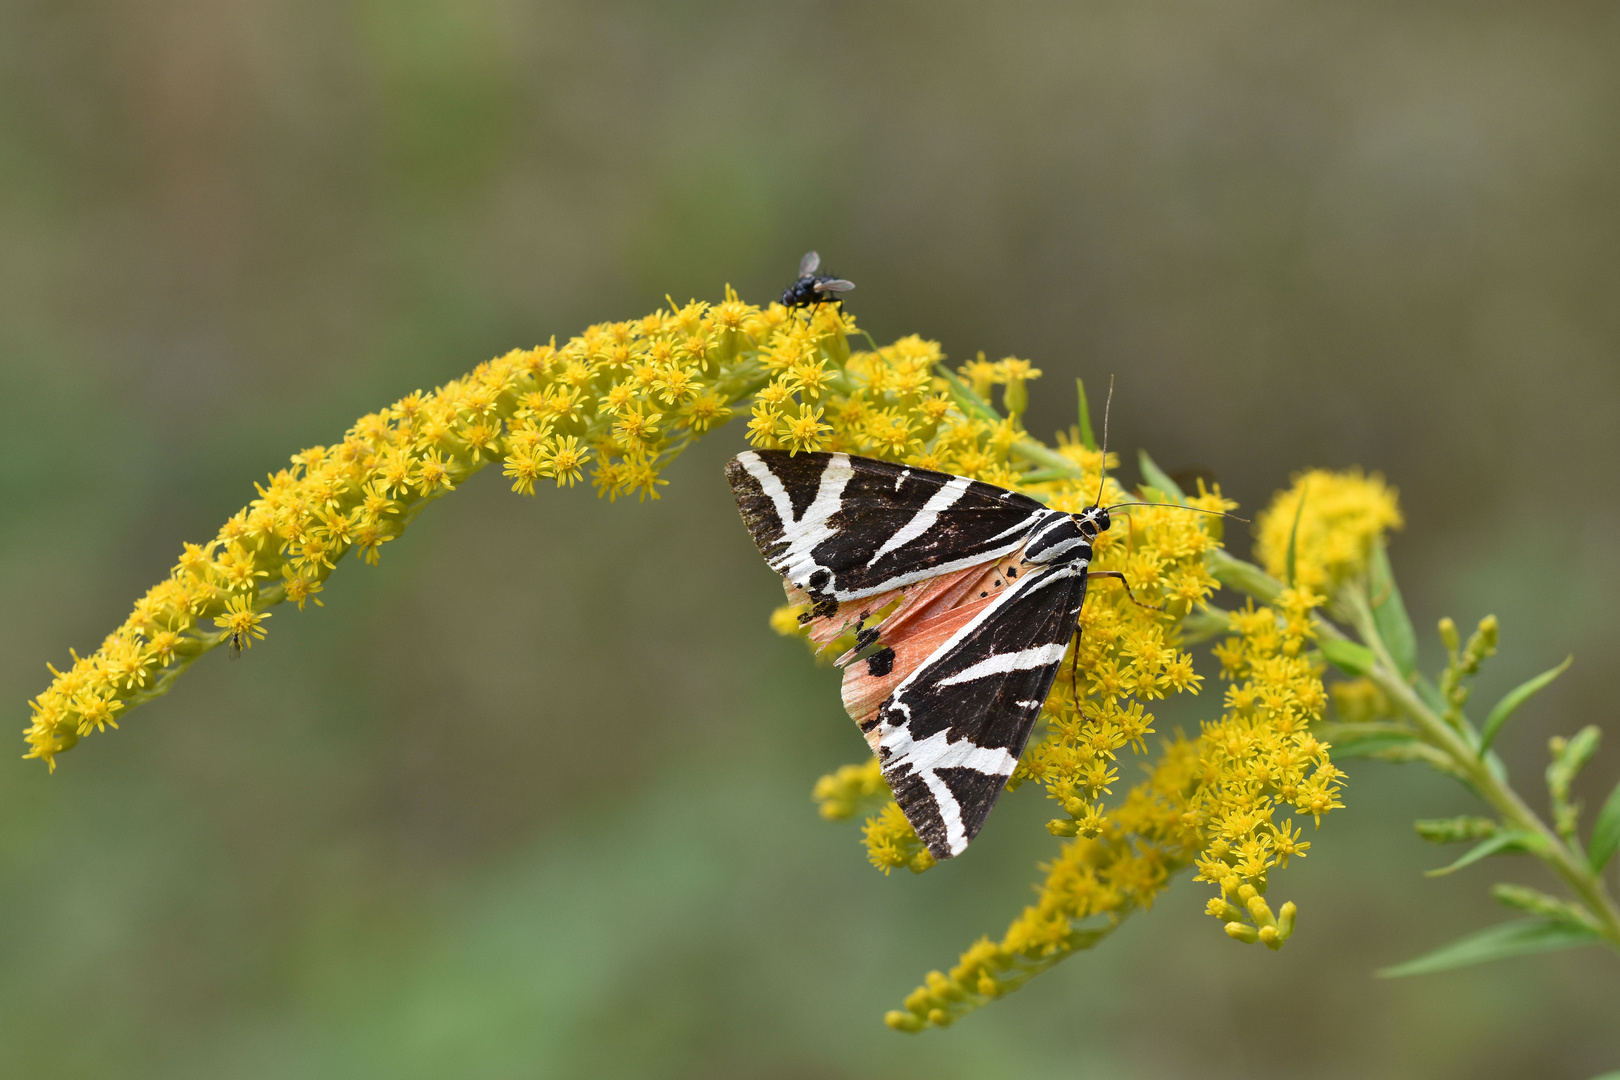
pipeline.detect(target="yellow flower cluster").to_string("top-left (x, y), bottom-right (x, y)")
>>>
top-left (1331, 676), bottom-right (1393, 724)
top-left (1254, 468), bottom-right (1403, 593)
top-left (748, 337), bottom-right (1039, 485)
top-left (811, 757), bottom-right (889, 822)
top-left (1195, 587), bottom-right (1339, 913)
top-left (25, 291), bottom-right (851, 769)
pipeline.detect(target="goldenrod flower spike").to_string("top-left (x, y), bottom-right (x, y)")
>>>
top-left (24, 291), bottom-right (850, 770)
top-left (1233, 471), bottom-right (1620, 979)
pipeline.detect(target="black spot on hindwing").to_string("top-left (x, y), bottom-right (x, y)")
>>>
top-left (866, 647), bottom-right (896, 676)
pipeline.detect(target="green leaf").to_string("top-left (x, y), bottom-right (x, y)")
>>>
top-left (1135, 449), bottom-right (1186, 502)
top-left (1319, 637), bottom-right (1376, 676)
top-left (1424, 830), bottom-right (1540, 876)
top-left (1377, 918), bottom-right (1600, 978)
top-left (934, 364), bottom-right (1002, 422)
top-left (1330, 732), bottom-right (1421, 759)
top-left (1491, 883), bottom-right (1600, 931)
top-left (1583, 1072), bottom-right (1620, 1080)
top-left (1590, 778), bottom-right (1620, 871)
top-left (1284, 478), bottom-right (1307, 588)
top-left (1414, 816), bottom-right (1499, 843)
top-left (1479, 656), bottom-right (1573, 752)
top-left (1076, 378), bottom-right (1097, 451)
top-left (1367, 542), bottom-right (1417, 678)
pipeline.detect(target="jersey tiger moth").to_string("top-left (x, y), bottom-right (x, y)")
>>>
top-left (726, 450), bottom-right (1145, 861)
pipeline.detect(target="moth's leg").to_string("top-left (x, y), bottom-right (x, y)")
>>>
top-left (1086, 570), bottom-right (1163, 612)
top-left (1068, 589), bottom-right (1098, 718)
top-left (1069, 625), bottom-right (1081, 702)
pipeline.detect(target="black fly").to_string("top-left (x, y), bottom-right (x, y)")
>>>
top-left (780, 251), bottom-right (854, 310)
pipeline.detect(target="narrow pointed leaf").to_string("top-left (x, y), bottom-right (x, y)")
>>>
top-left (1284, 479), bottom-right (1307, 588)
top-left (1491, 883), bottom-right (1601, 931)
top-left (934, 364), bottom-right (1002, 422)
top-left (1136, 449), bottom-right (1186, 502)
top-left (1424, 830), bottom-right (1540, 877)
top-left (1367, 542), bottom-right (1417, 677)
top-left (1414, 816), bottom-right (1499, 844)
top-left (1320, 637), bottom-right (1376, 676)
top-left (1076, 378), bottom-right (1097, 451)
top-left (1330, 733), bottom-right (1421, 759)
top-left (1480, 655), bottom-right (1573, 752)
top-left (1588, 779), bottom-right (1620, 871)
top-left (1330, 736), bottom-right (1461, 777)
top-left (1378, 918), bottom-right (1599, 978)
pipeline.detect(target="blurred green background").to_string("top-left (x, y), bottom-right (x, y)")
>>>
top-left (2, 2), bottom-right (1618, 1077)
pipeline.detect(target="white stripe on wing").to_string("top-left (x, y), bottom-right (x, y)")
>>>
top-left (935, 642), bottom-right (1070, 687)
top-left (864, 476), bottom-right (971, 567)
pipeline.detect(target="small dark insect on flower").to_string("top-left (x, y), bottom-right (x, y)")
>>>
top-left (227, 632), bottom-right (243, 660)
top-left (780, 250), bottom-right (855, 310)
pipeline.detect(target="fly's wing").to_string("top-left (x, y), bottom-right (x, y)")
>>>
top-left (798, 250), bottom-right (821, 277)
top-left (725, 451), bottom-right (1049, 604)
top-left (813, 278), bottom-right (855, 294)
top-left (870, 561), bottom-right (1088, 860)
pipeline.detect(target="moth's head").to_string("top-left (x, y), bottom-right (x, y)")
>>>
top-left (1075, 505), bottom-right (1111, 537)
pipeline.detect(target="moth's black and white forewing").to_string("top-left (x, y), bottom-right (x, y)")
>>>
top-left (727, 451), bottom-right (1049, 603)
top-left (726, 450), bottom-right (1105, 860)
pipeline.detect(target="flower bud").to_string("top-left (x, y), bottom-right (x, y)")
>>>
top-left (1225, 921), bottom-right (1260, 944)
top-left (1438, 616), bottom-right (1459, 656)
top-left (886, 1010), bottom-right (924, 1032)
top-left (1277, 901), bottom-right (1297, 940)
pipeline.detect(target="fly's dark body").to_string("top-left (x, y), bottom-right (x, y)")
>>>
top-left (780, 251), bottom-right (854, 309)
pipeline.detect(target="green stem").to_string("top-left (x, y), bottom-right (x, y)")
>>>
top-left (1208, 549), bottom-right (1620, 953)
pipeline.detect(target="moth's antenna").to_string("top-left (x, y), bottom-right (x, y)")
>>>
top-left (1106, 500), bottom-right (1250, 524)
top-left (1093, 376), bottom-right (1114, 509)
top-left (1087, 377), bottom-right (1247, 526)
